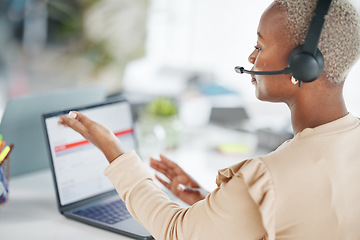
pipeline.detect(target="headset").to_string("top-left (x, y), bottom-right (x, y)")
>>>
top-left (235, 0), bottom-right (333, 87)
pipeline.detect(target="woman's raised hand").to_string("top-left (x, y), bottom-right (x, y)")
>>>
top-left (150, 154), bottom-right (209, 205)
top-left (58, 111), bottom-right (124, 163)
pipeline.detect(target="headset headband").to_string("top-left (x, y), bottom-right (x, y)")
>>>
top-left (302, 0), bottom-right (333, 55)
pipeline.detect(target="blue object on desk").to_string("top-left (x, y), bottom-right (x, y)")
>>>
top-left (0, 182), bottom-right (5, 202)
top-left (0, 167), bottom-right (8, 202)
top-left (199, 83), bottom-right (238, 96)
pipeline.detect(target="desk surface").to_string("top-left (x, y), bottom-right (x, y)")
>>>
top-left (0, 124), bottom-right (267, 239)
top-left (0, 170), bottom-right (132, 240)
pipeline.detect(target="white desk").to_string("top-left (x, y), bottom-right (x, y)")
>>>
top-left (0, 170), bottom-right (132, 240)
top-left (0, 124), bottom-right (267, 239)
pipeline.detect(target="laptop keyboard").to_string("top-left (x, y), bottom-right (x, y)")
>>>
top-left (74, 199), bottom-right (131, 224)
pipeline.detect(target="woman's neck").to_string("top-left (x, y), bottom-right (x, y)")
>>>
top-left (287, 83), bottom-right (348, 135)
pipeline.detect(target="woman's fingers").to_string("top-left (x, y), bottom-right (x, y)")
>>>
top-left (59, 111), bottom-right (88, 135)
top-left (159, 154), bottom-right (190, 177)
top-left (159, 154), bottom-right (180, 169)
top-left (68, 111), bottom-right (92, 125)
top-left (150, 157), bottom-right (175, 180)
top-left (154, 174), bottom-right (171, 190)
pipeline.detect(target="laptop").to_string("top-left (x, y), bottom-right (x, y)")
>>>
top-left (42, 99), bottom-right (153, 240)
top-left (0, 86), bottom-right (107, 177)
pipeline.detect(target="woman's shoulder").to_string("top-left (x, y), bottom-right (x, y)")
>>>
top-left (216, 157), bottom-right (274, 205)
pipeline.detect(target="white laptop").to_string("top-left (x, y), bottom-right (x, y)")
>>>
top-left (42, 99), bottom-right (153, 240)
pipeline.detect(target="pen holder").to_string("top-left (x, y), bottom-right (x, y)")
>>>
top-left (0, 156), bottom-right (10, 204)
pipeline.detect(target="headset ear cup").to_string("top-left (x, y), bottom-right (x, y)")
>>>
top-left (288, 46), bottom-right (324, 83)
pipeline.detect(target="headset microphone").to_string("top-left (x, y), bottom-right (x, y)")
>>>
top-left (234, 66), bottom-right (291, 76)
top-left (235, 0), bottom-right (333, 87)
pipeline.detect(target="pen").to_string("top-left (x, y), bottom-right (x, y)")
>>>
top-left (5, 144), bottom-right (14, 159)
top-left (0, 145), bottom-right (12, 165)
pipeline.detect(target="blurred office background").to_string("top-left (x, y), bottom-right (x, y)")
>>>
top-left (1, 0), bottom-right (360, 135)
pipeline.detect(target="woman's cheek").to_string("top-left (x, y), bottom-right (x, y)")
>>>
top-left (255, 56), bottom-right (267, 70)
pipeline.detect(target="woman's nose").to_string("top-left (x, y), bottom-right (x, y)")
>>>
top-left (248, 50), bottom-right (256, 64)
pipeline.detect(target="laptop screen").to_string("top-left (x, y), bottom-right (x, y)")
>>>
top-left (43, 100), bottom-right (136, 206)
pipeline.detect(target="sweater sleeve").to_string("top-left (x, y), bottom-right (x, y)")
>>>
top-left (105, 150), bottom-right (267, 240)
top-left (217, 158), bottom-right (276, 240)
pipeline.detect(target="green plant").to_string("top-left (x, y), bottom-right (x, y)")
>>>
top-left (146, 97), bottom-right (178, 117)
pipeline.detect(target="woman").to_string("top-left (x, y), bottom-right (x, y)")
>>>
top-left (59, 0), bottom-right (360, 239)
